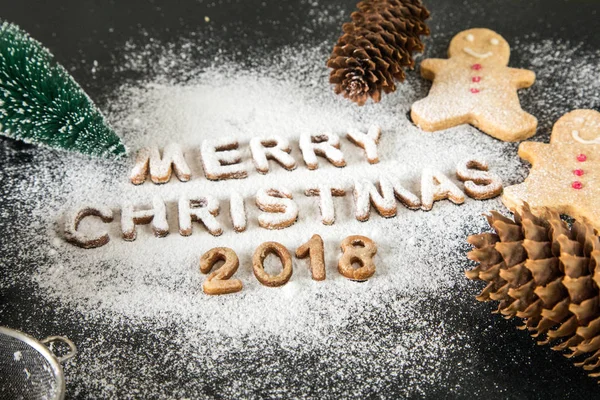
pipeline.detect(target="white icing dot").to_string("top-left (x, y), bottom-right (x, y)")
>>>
top-left (465, 34), bottom-right (475, 42)
top-left (490, 38), bottom-right (500, 45)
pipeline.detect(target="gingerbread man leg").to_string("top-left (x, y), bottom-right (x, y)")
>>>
top-left (474, 106), bottom-right (537, 142)
top-left (411, 96), bottom-right (470, 132)
top-left (502, 182), bottom-right (534, 211)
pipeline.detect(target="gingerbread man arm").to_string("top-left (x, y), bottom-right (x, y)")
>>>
top-left (518, 141), bottom-right (548, 164)
top-left (508, 68), bottom-right (536, 89)
top-left (419, 59), bottom-right (448, 81)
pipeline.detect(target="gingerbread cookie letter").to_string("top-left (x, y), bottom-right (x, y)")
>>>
top-left (201, 137), bottom-right (248, 181)
top-left (256, 187), bottom-right (299, 230)
top-left (250, 135), bottom-right (297, 174)
top-left (421, 168), bottom-right (465, 211)
top-left (456, 158), bottom-right (503, 200)
top-left (347, 125), bottom-right (381, 164)
top-left (178, 195), bottom-right (223, 236)
top-left (305, 185), bottom-right (346, 225)
top-left (130, 143), bottom-right (191, 185)
top-left (503, 109), bottom-right (600, 229)
top-left (121, 196), bottom-right (169, 241)
top-left (299, 132), bottom-right (346, 170)
top-left (411, 28), bottom-right (537, 142)
top-left (338, 235), bottom-right (377, 281)
top-left (200, 247), bottom-right (243, 295)
top-left (64, 206), bottom-right (114, 249)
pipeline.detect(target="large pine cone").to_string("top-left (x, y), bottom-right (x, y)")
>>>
top-left (327, 0), bottom-right (430, 106)
top-left (467, 204), bottom-right (600, 380)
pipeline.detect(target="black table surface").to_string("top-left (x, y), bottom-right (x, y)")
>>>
top-left (1, 0), bottom-right (600, 399)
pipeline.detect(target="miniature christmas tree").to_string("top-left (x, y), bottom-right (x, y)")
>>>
top-left (327, 0), bottom-right (430, 105)
top-left (0, 21), bottom-right (126, 157)
top-left (467, 204), bottom-right (600, 381)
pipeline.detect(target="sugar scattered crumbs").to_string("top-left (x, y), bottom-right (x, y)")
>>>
top-left (0, 33), bottom-right (598, 398)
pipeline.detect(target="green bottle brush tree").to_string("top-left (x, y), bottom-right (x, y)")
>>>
top-left (0, 21), bottom-right (126, 157)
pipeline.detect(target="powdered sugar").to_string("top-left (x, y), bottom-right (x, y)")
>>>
top-left (1, 32), bottom-right (598, 397)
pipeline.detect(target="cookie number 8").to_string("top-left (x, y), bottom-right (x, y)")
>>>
top-left (338, 235), bottom-right (377, 281)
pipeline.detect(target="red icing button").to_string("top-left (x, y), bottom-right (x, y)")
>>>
top-left (472, 64), bottom-right (482, 70)
top-left (574, 169), bottom-right (584, 176)
top-left (572, 181), bottom-right (583, 190)
top-left (577, 154), bottom-right (587, 162)
top-left (470, 88), bottom-right (480, 94)
top-left (472, 76), bottom-right (482, 82)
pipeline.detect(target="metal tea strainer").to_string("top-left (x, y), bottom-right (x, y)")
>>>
top-left (0, 326), bottom-right (77, 400)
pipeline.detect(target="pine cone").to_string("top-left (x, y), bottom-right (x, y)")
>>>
top-left (467, 204), bottom-right (600, 381)
top-left (327, 0), bottom-right (430, 106)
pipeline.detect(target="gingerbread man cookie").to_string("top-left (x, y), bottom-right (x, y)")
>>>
top-left (503, 109), bottom-right (600, 229)
top-left (411, 28), bottom-right (537, 142)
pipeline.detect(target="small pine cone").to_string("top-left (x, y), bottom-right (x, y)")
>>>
top-left (467, 204), bottom-right (600, 381)
top-left (327, 0), bottom-right (430, 105)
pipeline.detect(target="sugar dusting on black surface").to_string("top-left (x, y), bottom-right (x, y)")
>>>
top-left (0, 25), bottom-right (599, 399)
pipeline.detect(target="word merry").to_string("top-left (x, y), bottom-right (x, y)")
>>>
top-left (129, 126), bottom-right (382, 184)
top-left (201, 234), bottom-right (376, 295)
top-left (64, 159), bottom-right (502, 249)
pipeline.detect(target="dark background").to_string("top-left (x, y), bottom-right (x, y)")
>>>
top-left (1, 0), bottom-right (599, 398)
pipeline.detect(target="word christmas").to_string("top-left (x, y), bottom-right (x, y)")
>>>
top-left (64, 127), bottom-right (503, 249)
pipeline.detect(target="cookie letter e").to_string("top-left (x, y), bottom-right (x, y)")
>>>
top-left (411, 28), bottom-right (537, 142)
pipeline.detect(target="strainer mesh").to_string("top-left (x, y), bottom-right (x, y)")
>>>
top-left (0, 332), bottom-right (59, 400)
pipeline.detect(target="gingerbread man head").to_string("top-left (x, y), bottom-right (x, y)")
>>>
top-left (448, 28), bottom-right (511, 66)
top-left (550, 109), bottom-right (600, 144)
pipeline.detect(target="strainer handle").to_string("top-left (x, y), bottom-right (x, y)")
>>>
top-left (40, 336), bottom-right (78, 363)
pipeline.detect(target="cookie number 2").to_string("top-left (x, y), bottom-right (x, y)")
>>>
top-left (338, 235), bottom-right (377, 281)
top-left (200, 247), bottom-right (243, 295)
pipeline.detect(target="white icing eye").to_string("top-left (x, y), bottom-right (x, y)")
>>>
top-left (490, 38), bottom-right (500, 45)
top-left (466, 34), bottom-right (475, 42)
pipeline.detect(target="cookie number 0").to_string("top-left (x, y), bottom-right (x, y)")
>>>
top-left (338, 235), bottom-right (377, 281)
top-left (252, 242), bottom-right (293, 287)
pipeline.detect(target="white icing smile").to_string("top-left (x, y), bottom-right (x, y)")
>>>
top-left (463, 47), bottom-right (493, 59)
top-left (572, 129), bottom-right (600, 144)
